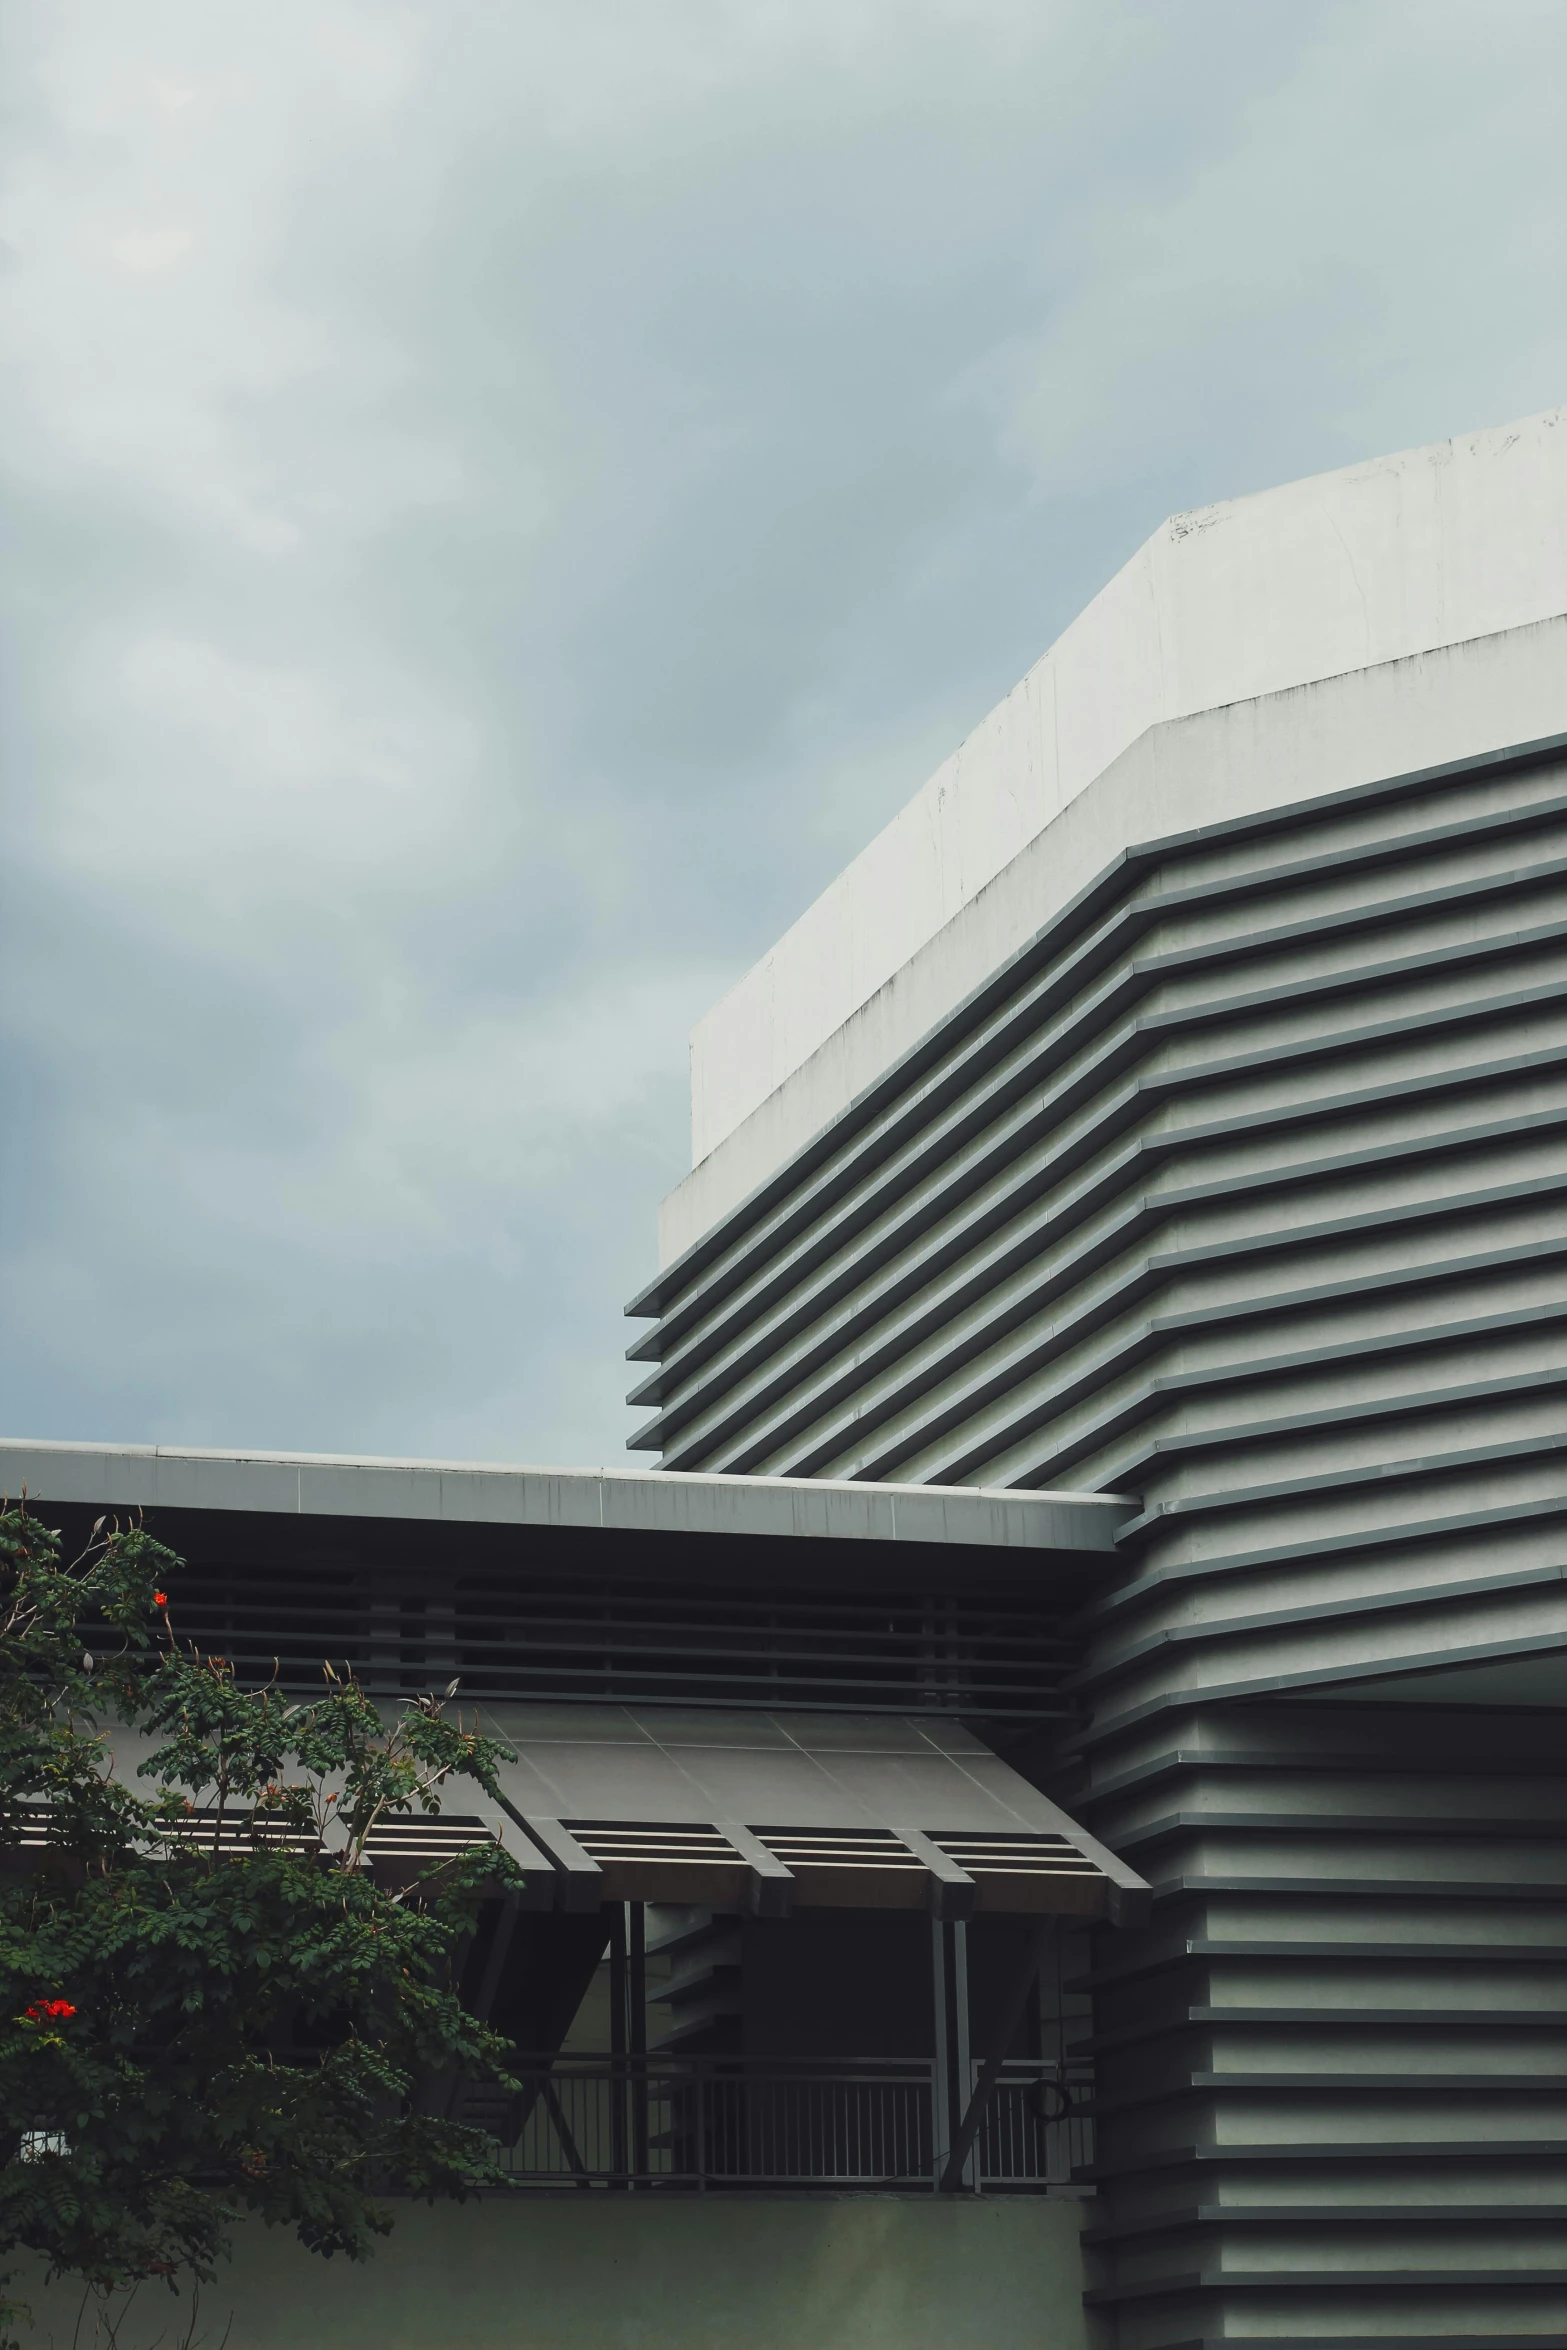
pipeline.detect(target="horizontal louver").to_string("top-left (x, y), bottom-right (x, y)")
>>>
top-left (140, 1557), bottom-right (1080, 1720)
top-left (627, 742), bottom-right (1567, 2342)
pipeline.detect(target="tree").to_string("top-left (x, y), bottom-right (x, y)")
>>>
top-left (0, 1502), bottom-right (525, 2346)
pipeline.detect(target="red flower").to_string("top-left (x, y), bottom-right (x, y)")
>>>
top-left (25, 2000), bottom-right (77, 2022)
top-left (153, 1591), bottom-right (169, 1609)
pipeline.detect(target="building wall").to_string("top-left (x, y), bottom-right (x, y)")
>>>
top-left (1078, 1699), bottom-right (1567, 2350)
top-left (15, 2194), bottom-right (1095, 2350)
top-left (674, 404), bottom-right (1567, 1230)
top-left (660, 627), bottom-right (1567, 1268)
top-left (628, 736), bottom-right (1567, 2343)
top-left (633, 742), bottom-right (1567, 1500)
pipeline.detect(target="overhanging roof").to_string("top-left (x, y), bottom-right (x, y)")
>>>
top-left (1, 1441), bottom-right (1123, 1720)
top-left (0, 1439), bottom-right (1132, 1562)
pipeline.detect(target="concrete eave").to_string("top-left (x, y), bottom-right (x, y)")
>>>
top-left (0, 1438), bottom-right (1134, 1558)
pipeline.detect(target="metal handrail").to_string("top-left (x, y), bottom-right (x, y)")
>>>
top-left (478, 2052), bottom-right (1091, 2193)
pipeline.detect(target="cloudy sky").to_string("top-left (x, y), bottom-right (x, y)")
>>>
top-left (1, 0), bottom-right (1563, 1471)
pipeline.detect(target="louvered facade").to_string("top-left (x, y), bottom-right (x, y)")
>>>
top-left (627, 736), bottom-right (1567, 2347)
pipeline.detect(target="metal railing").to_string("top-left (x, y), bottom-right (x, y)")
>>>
top-left (971, 2059), bottom-right (1093, 2188)
top-left (479, 2053), bottom-right (1091, 2192)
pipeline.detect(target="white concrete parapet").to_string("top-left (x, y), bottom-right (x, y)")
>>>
top-left (667, 408), bottom-right (1567, 1263)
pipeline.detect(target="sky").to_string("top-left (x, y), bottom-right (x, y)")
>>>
top-left (1, 0), bottom-right (1564, 1471)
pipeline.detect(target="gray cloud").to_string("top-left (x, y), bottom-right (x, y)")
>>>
top-left (1, 0), bottom-right (1562, 1465)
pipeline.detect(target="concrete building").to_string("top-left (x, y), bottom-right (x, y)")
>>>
top-left (15, 408), bottom-right (1567, 2349)
top-left (626, 408), bottom-right (1567, 2349)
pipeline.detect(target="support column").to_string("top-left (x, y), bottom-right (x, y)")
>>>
top-left (628, 1902), bottom-right (648, 2181)
top-left (608, 1902), bottom-right (628, 2185)
top-left (930, 1919), bottom-right (951, 2187)
top-left (931, 1919), bottom-right (976, 2189)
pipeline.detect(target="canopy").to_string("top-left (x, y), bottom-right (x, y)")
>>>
top-left (476, 1704), bottom-right (1148, 1926)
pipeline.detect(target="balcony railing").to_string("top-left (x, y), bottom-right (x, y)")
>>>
top-left (474, 2053), bottom-right (1092, 2192)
